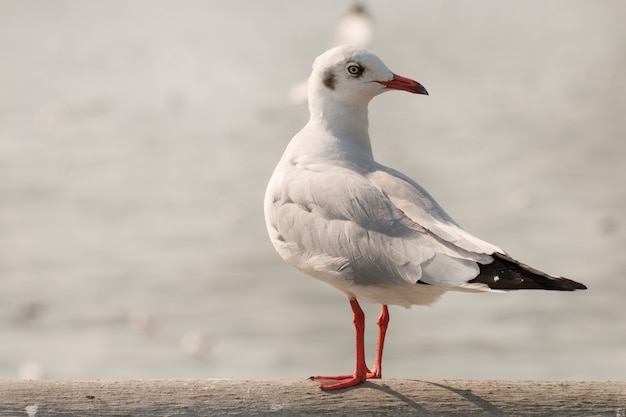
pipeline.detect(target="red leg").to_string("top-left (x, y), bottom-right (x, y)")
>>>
top-left (367, 304), bottom-right (389, 379)
top-left (312, 298), bottom-right (370, 390)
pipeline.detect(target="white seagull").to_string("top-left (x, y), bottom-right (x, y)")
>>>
top-left (265, 45), bottom-right (587, 391)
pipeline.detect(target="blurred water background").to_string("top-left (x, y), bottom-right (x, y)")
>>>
top-left (1, 1), bottom-right (625, 381)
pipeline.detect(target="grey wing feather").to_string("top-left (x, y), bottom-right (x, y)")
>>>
top-left (268, 164), bottom-right (500, 288)
top-left (366, 168), bottom-right (503, 255)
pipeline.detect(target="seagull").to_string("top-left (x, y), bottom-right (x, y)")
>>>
top-left (288, 4), bottom-right (373, 104)
top-left (264, 45), bottom-right (587, 391)
top-left (331, 4), bottom-right (373, 51)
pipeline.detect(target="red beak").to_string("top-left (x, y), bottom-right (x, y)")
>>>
top-left (379, 74), bottom-right (428, 95)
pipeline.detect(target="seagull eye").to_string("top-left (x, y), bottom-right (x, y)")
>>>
top-left (346, 63), bottom-right (364, 77)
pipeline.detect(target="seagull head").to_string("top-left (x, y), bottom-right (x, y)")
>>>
top-left (309, 45), bottom-right (428, 109)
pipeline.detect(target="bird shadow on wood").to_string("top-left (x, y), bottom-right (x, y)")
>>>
top-left (353, 380), bottom-right (507, 416)
top-left (355, 381), bottom-right (432, 414)
top-left (422, 381), bottom-right (507, 416)
top-left (315, 380), bottom-right (430, 413)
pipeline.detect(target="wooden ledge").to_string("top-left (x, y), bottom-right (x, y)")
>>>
top-left (2, 379), bottom-right (625, 416)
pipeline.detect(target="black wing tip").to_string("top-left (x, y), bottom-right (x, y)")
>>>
top-left (472, 253), bottom-right (587, 292)
top-left (553, 277), bottom-right (587, 291)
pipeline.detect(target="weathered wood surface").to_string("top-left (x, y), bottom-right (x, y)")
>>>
top-left (1, 379), bottom-right (625, 417)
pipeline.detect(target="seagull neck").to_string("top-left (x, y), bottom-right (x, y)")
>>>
top-left (308, 97), bottom-right (373, 157)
